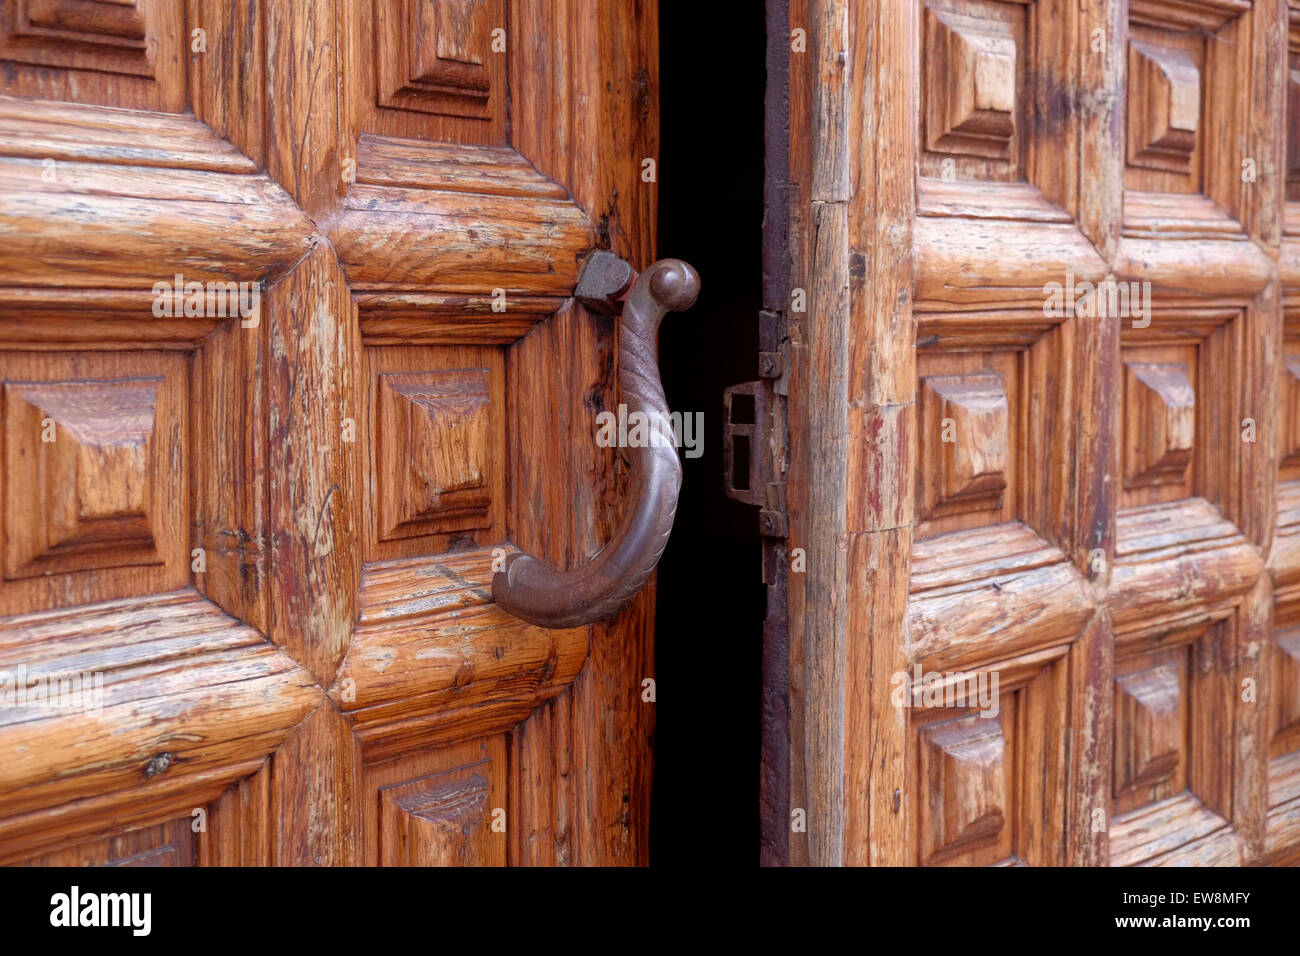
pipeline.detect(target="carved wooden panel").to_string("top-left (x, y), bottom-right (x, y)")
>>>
top-left (0, 0), bottom-right (185, 111)
top-left (1109, 619), bottom-right (1239, 865)
top-left (0, 0), bottom-right (657, 869)
top-left (1122, 360), bottom-right (1195, 491)
top-left (1123, 10), bottom-right (1256, 212)
top-left (907, 648), bottom-right (1069, 866)
top-left (1113, 655), bottom-right (1186, 813)
top-left (375, 0), bottom-right (501, 120)
top-left (364, 736), bottom-right (506, 866)
top-left (825, 0), bottom-right (1287, 872)
top-left (381, 768), bottom-right (491, 865)
top-left (1289, 56), bottom-right (1300, 201)
top-left (1129, 0), bottom-right (1250, 33)
top-left (1265, 604), bottom-right (1300, 854)
top-left (6, 378), bottom-right (160, 577)
top-left (376, 368), bottom-right (492, 540)
top-left (18, 816), bottom-right (196, 867)
top-left (1282, 355), bottom-right (1300, 472)
top-left (923, 5), bottom-right (1017, 160)
top-left (1271, 626), bottom-right (1300, 758)
top-left (1127, 37), bottom-right (1201, 176)
top-left (1119, 309), bottom-right (1244, 511)
top-left (360, 0), bottom-right (507, 143)
top-left (919, 0), bottom-right (1024, 181)
top-left (915, 352), bottom-right (1016, 535)
top-left (918, 711), bottom-right (1011, 864)
top-left (918, 371), bottom-right (1009, 520)
top-left (363, 346), bottom-right (505, 560)
top-left (0, 353), bottom-right (186, 613)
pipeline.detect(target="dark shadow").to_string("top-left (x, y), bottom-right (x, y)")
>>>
top-left (652, 0), bottom-right (765, 865)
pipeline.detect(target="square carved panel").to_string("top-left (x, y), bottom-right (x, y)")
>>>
top-left (909, 648), bottom-right (1068, 866)
top-left (374, 0), bottom-right (505, 120)
top-left (2, 0), bottom-right (150, 75)
top-left (916, 350), bottom-right (1017, 534)
top-left (917, 0), bottom-right (1028, 185)
top-left (924, 4), bottom-right (1017, 161)
top-left (1118, 333), bottom-right (1207, 509)
top-left (1114, 658), bottom-right (1186, 803)
top-left (366, 736), bottom-right (506, 866)
top-left (16, 816), bottom-right (196, 867)
top-left (2, 356), bottom-right (186, 587)
top-left (1109, 621), bottom-right (1237, 863)
top-left (0, 0), bottom-right (185, 110)
top-left (364, 345), bottom-right (504, 560)
top-left (1122, 5), bottom-right (1252, 203)
top-left (377, 368), bottom-right (492, 540)
top-left (1283, 353), bottom-right (1300, 474)
top-left (1122, 359), bottom-right (1195, 490)
top-left (1127, 36), bottom-right (1201, 175)
top-left (379, 766), bottom-right (491, 866)
top-left (1271, 627), bottom-right (1300, 757)
top-left (918, 710), bottom-right (1011, 864)
top-left (1119, 307), bottom-right (1246, 516)
top-left (919, 371), bottom-right (1009, 513)
top-left (5, 378), bottom-right (160, 577)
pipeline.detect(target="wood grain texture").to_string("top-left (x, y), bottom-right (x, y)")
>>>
top-left (356, 133), bottom-right (566, 197)
top-left (502, 0), bottom-right (661, 865)
top-left (345, 0), bottom-right (505, 146)
top-left (333, 550), bottom-right (588, 762)
top-left (788, 0), bottom-right (1289, 869)
top-left (355, 293), bottom-right (563, 345)
top-left (0, 590), bottom-right (321, 856)
top-left (0, 154), bottom-right (316, 289)
top-left (0, 95), bottom-right (253, 171)
top-left (0, 0), bottom-right (186, 111)
top-left (1233, 573), bottom-right (1272, 859)
top-left (507, 299), bottom-right (655, 866)
top-left (21, 817), bottom-right (198, 868)
top-left (364, 736), bottom-right (506, 866)
top-left (264, 243), bottom-right (360, 686)
top-left (1114, 236), bottom-right (1274, 297)
top-left (328, 183), bottom-right (590, 295)
top-left (1, 0), bottom-right (664, 869)
top-left (0, 762), bottom-right (250, 866)
top-left (908, 523), bottom-right (1096, 672)
top-left (264, 0), bottom-right (344, 219)
top-left (199, 761), bottom-right (273, 866)
top-left (270, 702), bottom-right (360, 866)
top-left (1110, 499), bottom-right (1263, 638)
top-left (0, 350), bottom-right (188, 615)
top-left (361, 346), bottom-right (505, 561)
top-left (187, 0), bottom-right (266, 168)
top-left (191, 314), bottom-right (269, 636)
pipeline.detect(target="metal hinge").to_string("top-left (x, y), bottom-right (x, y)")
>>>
top-left (723, 323), bottom-right (788, 541)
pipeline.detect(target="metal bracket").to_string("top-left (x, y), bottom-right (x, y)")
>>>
top-left (723, 369), bottom-right (787, 539)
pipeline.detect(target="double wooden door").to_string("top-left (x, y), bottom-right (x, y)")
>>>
top-left (0, 0), bottom-right (657, 866)
top-left (783, 0), bottom-right (1300, 866)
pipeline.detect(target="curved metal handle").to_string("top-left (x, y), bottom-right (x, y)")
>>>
top-left (492, 254), bottom-right (701, 628)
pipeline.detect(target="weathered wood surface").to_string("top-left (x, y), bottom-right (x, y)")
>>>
top-left (788, 0), bottom-right (1296, 867)
top-left (0, 0), bottom-right (662, 866)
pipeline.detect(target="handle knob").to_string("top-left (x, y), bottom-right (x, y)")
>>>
top-left (492, 254), bottom-right (700, 628)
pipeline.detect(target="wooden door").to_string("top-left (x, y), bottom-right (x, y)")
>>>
top-left (784, 0), bottom-right (1300, 866)
top-left (0, 0), bottom-right (658, 866)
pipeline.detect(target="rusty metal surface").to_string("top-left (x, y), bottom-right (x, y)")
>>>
top-left (574, 249), bottom-right (637, 315)
top-left (492, 255), bottom-right (700, 629)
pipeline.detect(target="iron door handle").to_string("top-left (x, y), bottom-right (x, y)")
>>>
top-left (492, 252), bottom-right (700, 628)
